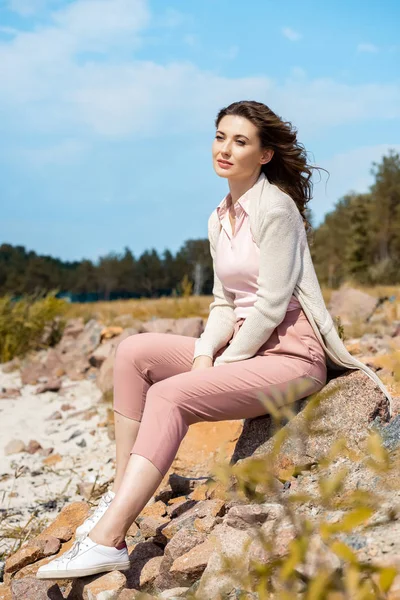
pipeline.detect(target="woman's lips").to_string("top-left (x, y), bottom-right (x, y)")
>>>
top-left (217, 160), bottom-right (233, 169)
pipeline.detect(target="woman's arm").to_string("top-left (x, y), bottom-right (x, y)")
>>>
top-left (214, 207), bottom-right (305, 365)
top-left (193, 212), bottom-right (237, 360)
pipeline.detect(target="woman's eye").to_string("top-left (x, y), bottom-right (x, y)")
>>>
top-left (236, 140), bottom-right (245, 145)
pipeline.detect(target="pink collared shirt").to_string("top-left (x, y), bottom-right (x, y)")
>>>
top-left (215, 184), bottom-right (301, 321)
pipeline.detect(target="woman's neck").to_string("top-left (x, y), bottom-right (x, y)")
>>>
top-left (227, 170), bottom-right (262, 205)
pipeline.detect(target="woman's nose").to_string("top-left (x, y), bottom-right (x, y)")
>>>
top-left (221, 141), bottom-right (231, 154)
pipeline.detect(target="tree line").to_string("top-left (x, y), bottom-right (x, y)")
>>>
top-left (1, 150), bottom-right (399, 301)
top-left (311, 149), bottom-right (400, 287)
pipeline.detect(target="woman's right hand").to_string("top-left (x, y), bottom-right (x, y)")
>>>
top-left (191, 355), bottom-right (213, 371)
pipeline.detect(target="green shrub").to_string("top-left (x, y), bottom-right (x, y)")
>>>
top-left (0, 290), bottom-right (68, 363)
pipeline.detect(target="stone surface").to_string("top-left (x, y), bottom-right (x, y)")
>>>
top-left (170, 538), bottom-right (215, 578)
top-left (141, 318), bottom-right (203, 338)
top-left (223, 503), bottom-right (284, 530)
top-left (161, 499), bottom-right (226, 540)
top-left (5, 536), bottom-right (60, 574)
top-left (37, 502), bottom-right (89, 541)
top-left (154, 529), bottom-right (207, 592)
top-left (35, 379), bottom-right (62, 394)
top-left (10, 577), bottom-right (64, 600)
top-left (231, 370), bottom-right (391, 475)
top-left (195, 524), bottom-right (253, 600)
top-left (328, 287), bottom-right (378, 326)
top-left (68, 570), bottom-right (126, 599)
top-left (139, 555), bottom-right (164, 589)
top-left (4, 439), bottom-right (25, 455)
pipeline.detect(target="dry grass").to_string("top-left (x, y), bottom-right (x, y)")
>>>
top-left (64, 295), bottom-right (212, 325)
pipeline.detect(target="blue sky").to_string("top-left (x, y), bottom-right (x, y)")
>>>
top-left (1, 0), bottom-right (399, 263)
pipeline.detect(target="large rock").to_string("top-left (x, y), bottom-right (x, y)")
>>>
top-left (328, 286), bottom-right (378, 326)
top-left (96, 329), bottom-right (142, 394)
top-left (230, 369), bottom-right (392, 475)
top-left (10, 577), bottom-right (64, 600)
top-left (89, 327), bottom-right (140, 368)
top-left (141, 318), bottom-right (204, 338)
top-left (20, 319), bottom-right (104, 384)
top-left (68, 570), bottom-right (126, 599)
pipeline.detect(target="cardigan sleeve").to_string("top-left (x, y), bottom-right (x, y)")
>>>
top-left (193, 213), bottom-right (237, 360)
top-left (213, 208), bottom-right (304, 365)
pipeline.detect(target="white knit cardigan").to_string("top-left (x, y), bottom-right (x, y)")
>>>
top-left (193, 172), bottom-right (393, 416)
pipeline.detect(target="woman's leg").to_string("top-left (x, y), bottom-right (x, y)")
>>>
top-left (111, 331), bottom-right (197, 495)
top-left (89, 323), bottom-right (326, 547)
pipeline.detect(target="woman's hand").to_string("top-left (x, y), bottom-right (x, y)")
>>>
top-left (191, 355), bottom-right (213, 371)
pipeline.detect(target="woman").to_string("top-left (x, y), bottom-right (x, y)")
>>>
top-left (37, 101), bottom-right (392, 580)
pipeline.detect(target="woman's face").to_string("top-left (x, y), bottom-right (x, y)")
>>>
top-left (212, 115), bottom-right (273, 180)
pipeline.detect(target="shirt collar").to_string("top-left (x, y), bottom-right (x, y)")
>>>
top-left (216, 172), bottom-right (266, 220)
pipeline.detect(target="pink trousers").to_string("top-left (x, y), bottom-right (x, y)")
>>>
top-left (113, 307), bottom-right (327, 478)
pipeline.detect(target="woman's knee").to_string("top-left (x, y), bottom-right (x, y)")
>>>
top-left (115, 332), bottom-right (160, 364)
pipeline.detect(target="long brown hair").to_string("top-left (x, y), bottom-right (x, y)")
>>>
top-left (215, 100), bottom-right (327, 236)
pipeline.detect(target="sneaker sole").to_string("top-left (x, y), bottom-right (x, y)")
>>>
top-left (36, 560), bottom-right (131, 579)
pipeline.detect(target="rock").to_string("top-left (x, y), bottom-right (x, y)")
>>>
top-left (141, 318), bottom-right (203, 338)
top-left (154, 529), bottom-right (207, 591)
top-left (118, 589), bottom-right (157, 599)
top-left (10, 577), bottom-right (64, 599)
top-left (294, 535), bottom-right (341, 579)
top-left (374, 414), bottom-right (400, 451)
top-left (139, 555), bottom-right (164, 589)
top-left (140, 500), bottom-right (168, 519)
top-left (170, 538), bottom-right (215, 582)
top-left (100, 326), bottom-right (124, 340)
top-left (60, 403), bottom-right (74, 411)
top-left (37, 502), bottom-right (89, 541)
top-left (0, 388), bottom-right (21, 399)
top-left (168, 474), bottom-right (211, 497)
top-left (5, 537), bottom-right (60, 574)
top-left (248, 518), bottom-right (296, 563)
top-left (138, 515), bottom-right (170, 540)
top-left (4, 440), bottom-right (25, 455)
top-left (42, 453), bottom-right (62, 466)
top-left (68, 570), bottom-right (126, 599)
top-left (124, 541), bottom-right (164, 591)
top-left (97, 354), bottom-right (114, 394)
top-left (45, 411), bottom-right (62, 421)
top-left (231, 370), bottom-right (391, 478)
top-left (25, 440), bottom-right (42, 454)
top-left (223, 503), bottom-right (284, 530)
top-left (35, 379), bottom-right (62, 394)
top-left (161, 499), bottom-right (226, 540)
top-left (158, 588), bottom-right (190, 599)
top-left (195, 523), bottom-right (253, 599)
top-left (95, 328), bottom-right (142, 393)
top-left (328, 287), bottom-right (379, 326)
top-left (1, 357), bottom-right (21, 373)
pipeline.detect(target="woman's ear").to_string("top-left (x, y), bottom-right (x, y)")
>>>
top-left (261, 149), bottom-right (274, 165)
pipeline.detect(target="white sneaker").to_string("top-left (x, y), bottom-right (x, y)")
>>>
top-left (75, 490), bottom-right (115, 540)
top-left (36, 535), bottom-right (130, 579)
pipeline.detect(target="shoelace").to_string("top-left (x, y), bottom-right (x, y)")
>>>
top-left (85, 493), bottom-right (113, 525)
top-left (53, 538), bottom-right (90, 565)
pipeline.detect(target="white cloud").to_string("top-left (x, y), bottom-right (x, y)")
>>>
top-left (0, 0), bottom-right (399, 144)
top-left (357, 42), bottom-right (379, 53)
top-left (282, 27), bottom-right (302, 42)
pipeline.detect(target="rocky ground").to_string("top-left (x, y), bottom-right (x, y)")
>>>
top-left (1, 288), bottom-right (400, 599)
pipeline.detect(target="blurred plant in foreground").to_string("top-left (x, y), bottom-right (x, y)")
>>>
top-left (187, 379), bottom-right (399, 600)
